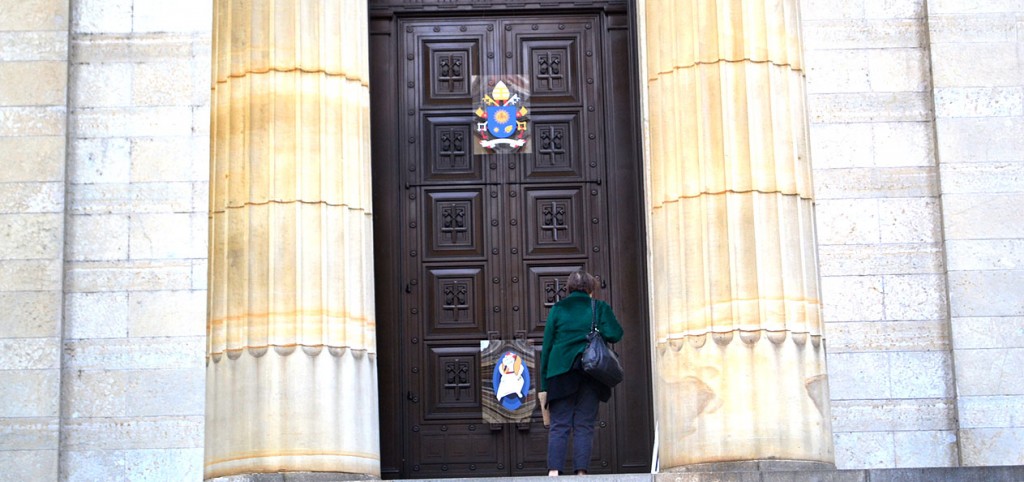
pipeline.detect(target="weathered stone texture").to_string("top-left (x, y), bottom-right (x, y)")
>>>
top-left (0, 369), bottom-right (60, 417)
top-left (0, 450), bottom-right (59, 481)
top-left (831, 399), bottom-right (955, 432)
top-left (65, 291), bottom-right (129, 339)
top-left (0, 291), bottom-right (62, 338)
top-left (0, 61), bottom-right (67, 106)
top-left (0, 136), bottom-right (66, 182)
top-left (827, 320), bottom-right (949, 353)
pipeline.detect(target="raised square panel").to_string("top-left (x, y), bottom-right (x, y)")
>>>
top-left (423, 116), bottom-right (480, 182)
top-left (523, 187), bottom-right (586, 257)
top-left (420, 39), bottom-right (482, 107)
top-left (425, 266), bottom-right (487, 338)
top-left (424, 189), bottom-right (485, 259)
top-left (525, 112), bottom-right (583, 180)
top-left (526, 263), bottom-right (586, 337)
top-left (425, 344), bottom-right (481, 418)
top-left (518, 37), bottom-right (581, 104)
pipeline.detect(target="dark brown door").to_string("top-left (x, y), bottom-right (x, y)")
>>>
top-left (370, 4), bottom-right (651, 479)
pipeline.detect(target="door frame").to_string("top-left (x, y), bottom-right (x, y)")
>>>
top-left (368, 1), bottom-right (653, 478)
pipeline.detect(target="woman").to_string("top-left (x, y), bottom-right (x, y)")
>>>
top-left (540, 270), bottom-right (623, 477)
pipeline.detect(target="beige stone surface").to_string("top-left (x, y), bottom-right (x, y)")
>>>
top-left (72, 106), bottom-right (193, 138)
top-left (0, 182), bottom-right (63, 213)
top-left (0, 450), bottom-right (59, 481)
top-left (833, 431), bottom-right (894, 469)
top-left (893, 430), bottom-right (958, 468)
top-left (125, 448), bottom-right (204, 481)
top-left (0, 106), bottom-right (66, 136)
top-left (0, 31), bottom-right (68, 60)
top-left (66, 213), bottom-right (130, 261)
top-left (0, 0), bottom-right (68, 31)
top-left (63, 336), bottom-right (204, 371)
top-left (60, 450), bottom-right (127, 482)
top-left (808, 122), bottom-right (934, 169)
top-left (0, 136), bottom-right (65, 182)
top-left (0, 369), bottom-right (60, 417)
top-left (0, 61), bottom-right (67, 106)
top-left (65, 291), bottom-right (129, 339)
top-left (951, 316), bottom-right (1024, 349)
top-left (69, 62), bottom-right (132, 108)
top-left (807, 92), bottom-right (932, 123)
top-left (0, 291), bottom-right (61, 338)
top-left (68, 182), bottom-right (194, 215)
top-left (61, 416), bottom-right (203, 450)
top-left (0, 259), bottom-right (62, 291)
top-left (818, 243), bottom-right (944, 276)
top-left (936, 116), bottom-right (1024, 163)
top-left (958, 395), bottom-right (1024, 428)
top-left (130, 136), bottom-right (208, 183)
top-left (132, 0), bottom-right (212, 33)
top-left (954, 348), bottom-right (1024, 396)
top-left (0, 213), bottom-right (63, 260)
top-left (64, 259), bottom-right (194, 292)
top-left (882, 273), bottom-right (946, 320)
top-left (934, 86), bottom-right (1023, 118)
top-left (941, 162), bottom-right (1024, 194)
top-left (831, 399), bottom-right (955, 432)
top-left (0, 418), bottom-right (59, 450)
top-left (960, 428), bottom-right (1024, 465)
top-left (814, 199), bottom-right (881, 245)
top-left (820, 275), bottom-right (885, 321)
top-left (813, 166), bottom-right (938, 199)
top-left (71, 0), bottom-right (131, 34)
top-left (948, 269), bottom-right (1024, 317)
top-left (128, 290), bottom-right (206, 337)
top-left (826, 320), bottom-right (949, 353)
top-left (827, 349), bottom-right (954, 399)
top-left (129, 212), bottom-right (205, 260)
top-left (68, 137), bottom-right (131, 184)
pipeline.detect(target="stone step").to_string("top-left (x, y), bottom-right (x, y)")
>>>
top-left (213, 465), bottom-right (1024, 482)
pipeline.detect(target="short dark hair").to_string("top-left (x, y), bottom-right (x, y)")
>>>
top-left (566, 270), bottom-right (595, 294)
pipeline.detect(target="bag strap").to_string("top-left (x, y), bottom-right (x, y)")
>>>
top-left (590, 298), bottom-right (598, 334)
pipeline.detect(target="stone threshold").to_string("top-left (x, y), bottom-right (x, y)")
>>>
top-left (212, 465), bottom-right (1024, 482)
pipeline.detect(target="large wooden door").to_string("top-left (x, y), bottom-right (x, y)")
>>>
top-left (370, 3), bottom-right (651, 479)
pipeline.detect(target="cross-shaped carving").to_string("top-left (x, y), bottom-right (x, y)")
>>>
top-left (541, 201), bottom-right (568, 242)
top-left (535, 52), bottom-right (563, 90)
top-left (537, 125), bottom-right (566, 166)
top-left (445, 359), bottom-right (471, 400)
top-left (442, 282), bottom-right (469, 321)
top-left (440, 204), bottom-right (468, 244)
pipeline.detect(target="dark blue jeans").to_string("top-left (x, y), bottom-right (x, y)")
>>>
top-left (546, 375), bottom-right (601, 473)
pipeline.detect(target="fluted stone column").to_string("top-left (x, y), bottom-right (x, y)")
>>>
top-left (204, 0), bottom-right (378, 479)
top-left (637, 0), bottom-right (834, 469)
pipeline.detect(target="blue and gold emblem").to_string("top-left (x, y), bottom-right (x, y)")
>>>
top-left (475, 80), bottom-right (529, 152)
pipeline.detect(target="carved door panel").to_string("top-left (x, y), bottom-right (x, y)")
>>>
top-left (372, 5), bottom-right (651, 478)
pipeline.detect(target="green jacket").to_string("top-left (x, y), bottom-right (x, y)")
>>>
top-left (540, 291), bottom-right (623, 391)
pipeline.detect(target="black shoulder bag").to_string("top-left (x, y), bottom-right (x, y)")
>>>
top-left (581, 299), bottom-right (624, 387)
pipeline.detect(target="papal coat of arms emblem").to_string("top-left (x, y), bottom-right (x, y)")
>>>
top-left (474, 79), bottom-right (530, 152)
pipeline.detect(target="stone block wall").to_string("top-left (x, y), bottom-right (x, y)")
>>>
top-left (0, 0), bottom-right (211, 480)
top-left (803, 0), bottom-right (1024, 469)
top-left (0, 0), bottom-right (69, 479)
top-left (928, 0), bottom-right (1024, 467)
top-left (58, 0), bottom-right (212, 477)
top-left (801, 0), bottom-right (958, 469)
